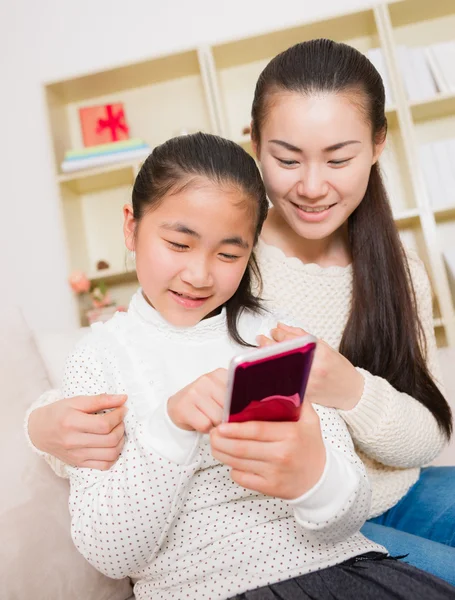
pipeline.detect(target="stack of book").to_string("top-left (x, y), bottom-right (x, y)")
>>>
top-left (397, 42), bottom-right (455, 102)
top-left (367, 48), bottom-right (395, 108)
top-left (367, 42), bottom-right (455, 106)
top-left (380, 138), bottom-right (406, 211)
top-left (418, 139), bottom-right (455, 210)
top-left (61, 138), bottom-right (151, 173)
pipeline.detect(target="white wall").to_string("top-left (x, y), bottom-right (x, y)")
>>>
top-left (0, 0), bottom-right (373, 330)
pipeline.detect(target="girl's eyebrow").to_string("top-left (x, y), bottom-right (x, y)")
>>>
top-left (222, 236), bottom-right (250, 250)
top-left (160, 221), bottom-right (200, 237)
top-left (269, 139), bottom-right (361, 153)
top-left (160, 222), bottom-right (249, 249)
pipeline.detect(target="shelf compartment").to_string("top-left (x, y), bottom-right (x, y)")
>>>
top-left (212, 8), bottom-right (378, 70)
top-left (46, 49), bottom-right (203, 104)
top-left (46, 48), bottom-right (215, 171)
top-left (61, 181), bottom-right (133, 277)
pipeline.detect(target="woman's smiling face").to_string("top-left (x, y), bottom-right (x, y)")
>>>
top-left (256, 91), bottom-right (384, 241)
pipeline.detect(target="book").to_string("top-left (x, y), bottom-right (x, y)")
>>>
top-left (418, 143), bottom-right (445, 208)
top-left (425, 46), bottom-right (449, 94)
top-left (409, 46), bottom-right (437, 101)
top-left (430, 42), bottom-right (455, 93)
top-left (432, 141), bottom-right (455, 209)
top-left (65, 138), bottom-right (147, 160)
top-left (61, 146), bottom-right (151, 173)
top-left (397, 45), bottom-right (437, 102)
top-left (367, 47), bottom-right (394, 108)
top-left (380, 138), bottom-right (406, 210)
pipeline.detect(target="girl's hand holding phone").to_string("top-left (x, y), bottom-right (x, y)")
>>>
top-left (258, 323), bottom-right (364, 411)
top-left (167, 368), bottom-right (228, 433)
top-left (210, 399), bottom-right (326, 500)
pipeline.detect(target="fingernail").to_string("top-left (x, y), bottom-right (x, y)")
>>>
top-left (218, 423), bottom-right (229, 435)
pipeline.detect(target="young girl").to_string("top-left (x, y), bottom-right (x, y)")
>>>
top-left (45, 132), bottom-right (454, 600)
top-left (27, 40), bottom-right (455, 582)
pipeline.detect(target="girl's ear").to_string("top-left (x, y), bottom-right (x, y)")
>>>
top-left (123, 204), bottom-right (136, 251)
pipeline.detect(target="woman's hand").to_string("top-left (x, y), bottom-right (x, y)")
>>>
top-left (210, 399), bottom-right (326, 500)
top-left (28, 394), bottom-right (127, 470)
top-left (257, 323), bottom-right (364, 411)
top-left (167, 368), bottom-right (227, 433)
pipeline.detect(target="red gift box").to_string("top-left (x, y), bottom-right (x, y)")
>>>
top-left (79, 103), bottom-right (130, 147)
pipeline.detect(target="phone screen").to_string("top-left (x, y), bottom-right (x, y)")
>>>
top-left (228, 342), bottom-right (316, 423)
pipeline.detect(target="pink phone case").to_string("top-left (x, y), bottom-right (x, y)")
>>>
top-left (224, 336), bottom-right (316, 423)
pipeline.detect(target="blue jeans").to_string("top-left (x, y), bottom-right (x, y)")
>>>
top-left (361, 466), bottom-right (455, 587)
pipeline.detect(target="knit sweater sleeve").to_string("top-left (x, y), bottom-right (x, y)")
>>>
top-left (288, 405), bottom-right (372, 544)
top-left (339, 249), bottom-right (447, 468)
top-left (63, 333), bottom-right (202, 579)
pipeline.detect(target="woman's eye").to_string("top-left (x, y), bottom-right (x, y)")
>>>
top-left (277, 158), bottom-right (298, 166)
top-left (329, 158), bottom-right (351, 166)
top-left (167, 241), bottom-right (189, 251)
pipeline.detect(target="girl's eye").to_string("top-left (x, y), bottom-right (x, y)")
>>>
top-left (219, 253), bottom-right (240, 261)
top-left (167, 241), bottom-right (189, 251)
top-left (329, 158), bottom-right (351, 166)
top-left (276, 158), bottom-right (298, 166)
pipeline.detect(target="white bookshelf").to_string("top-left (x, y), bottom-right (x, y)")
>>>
top-left (45, 0), bottom-right (455, 345)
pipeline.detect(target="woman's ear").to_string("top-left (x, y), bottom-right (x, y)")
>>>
top-left (250, 121), bottom-right (260, 161)
top-left (372, 133), bottom-right (387, 165)
top-left (123, 204), bottom-right (136, 251)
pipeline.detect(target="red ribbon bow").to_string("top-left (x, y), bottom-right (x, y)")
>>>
top-left (96, 104), bottom-right (129, 141)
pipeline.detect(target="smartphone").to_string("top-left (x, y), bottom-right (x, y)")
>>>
top-left (223, 335), bottom-right (316, 423)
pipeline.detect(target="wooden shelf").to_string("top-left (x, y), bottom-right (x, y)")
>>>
top-left (58, 163), bottom-right (137, 194)
top-left (433, 204), bottom-right (455, 222)
top-left (393, 207), bottom-right (421, 226)
top-left (410, 93), bottom-right (455, 123)
top-left (388, 0), bottom-right (454, 29)
top-left (46, 49), bottom-right (203, 103)
top-left (212, 8), bottom-right (378, 70)
top-left (88, 268), bottom-right (137, 285)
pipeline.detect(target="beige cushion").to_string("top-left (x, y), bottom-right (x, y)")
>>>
top-left (0, 305), bottom-right (133, 600)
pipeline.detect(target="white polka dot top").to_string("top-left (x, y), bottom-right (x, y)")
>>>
top-left (62, 291), bottom-right (383, 600)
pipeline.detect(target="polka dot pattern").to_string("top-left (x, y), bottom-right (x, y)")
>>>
top-left (62, 293), bottom-right (383, 599)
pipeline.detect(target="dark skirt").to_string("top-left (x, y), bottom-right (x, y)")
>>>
top-left (230, 553), bottom-right (455, 600)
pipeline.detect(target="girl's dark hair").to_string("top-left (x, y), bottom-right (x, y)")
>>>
top-left (132, 132), bottom-right (269, 346)
top-left (252, 38), bottom-right (452, 438)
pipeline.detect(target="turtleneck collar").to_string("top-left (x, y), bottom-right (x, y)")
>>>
top-left (128, 289), bottom-right (228, 342)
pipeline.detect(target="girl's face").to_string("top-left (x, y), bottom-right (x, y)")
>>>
top-left (255, 92), bottom-right (385, 241)
top-left (124, 180), bottom-right (256, 327)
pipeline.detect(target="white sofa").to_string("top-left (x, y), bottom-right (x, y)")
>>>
top-left (1, 303), bottom-right (454, 600)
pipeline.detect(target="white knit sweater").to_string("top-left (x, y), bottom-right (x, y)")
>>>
top-left (59, 292), bottom-right (382, 600)
top-left (256, 240), bottom-right (446, 518)
top-left (26, 240), bottom-right (446, 520)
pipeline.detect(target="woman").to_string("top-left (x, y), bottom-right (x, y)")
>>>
top-left (27, 39), bottom-right (455, 585)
